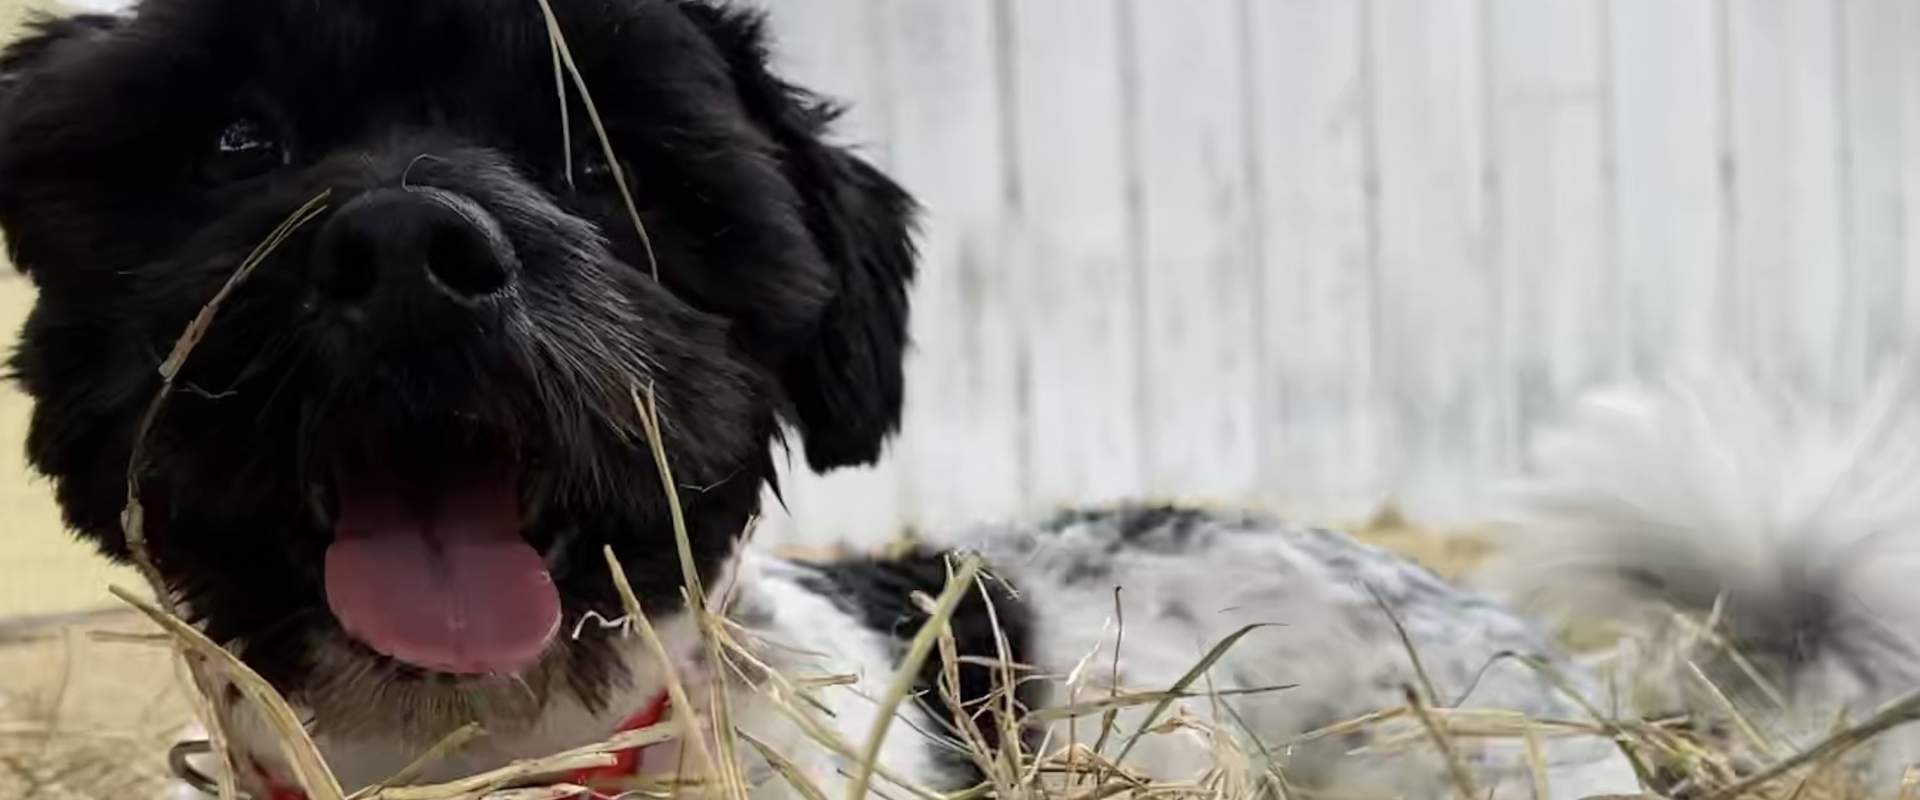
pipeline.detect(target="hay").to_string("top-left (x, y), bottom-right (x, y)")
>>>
top-left (0, 613), bottom-right (189, 800)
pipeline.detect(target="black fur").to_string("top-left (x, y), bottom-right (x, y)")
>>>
top-left (0, 0), bottom-right (915, 719)
top-left (677, 5), bottom-right (918, 471)
top-left (798, 551), bottom-right (1039, 788)
top-left (1031, 504), bottom-right (1232, 584)
top-left (1048, 504), bottom-right (1219, 549)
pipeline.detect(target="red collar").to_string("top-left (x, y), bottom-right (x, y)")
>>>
top-left (251, 693), bottom-right (672, 800)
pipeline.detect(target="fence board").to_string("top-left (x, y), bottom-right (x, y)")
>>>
top-left (1900, 3), bottom-right (1920, 370)
top-left (1004, 0), bottom-right (1144, 511)
top-left (879, 0), bottom-right (1026, 532)
top-left (1487, 0), bottom-right (1613, 458)
top-left (1835, 0), bottom-right (1909, 401)
top-left (1124, 0), bottom-right (1263, 501)
top-left (1609, 0), bottom-right (1724, 379)
top-left (1723, 0), bottom-right (1845, 396)
top-left (1248, 0), bottom-right (1383, 519)
top-left (1368, 0), bottom-right (1497, 516)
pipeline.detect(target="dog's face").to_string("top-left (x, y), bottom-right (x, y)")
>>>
top-left (0, 0), bottom-right (913, 736)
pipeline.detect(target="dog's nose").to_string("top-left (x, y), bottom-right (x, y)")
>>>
top-left (312, 188), bottom-right (515, 307)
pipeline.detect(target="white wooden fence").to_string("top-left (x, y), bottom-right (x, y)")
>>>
top-left (754, 0), bottom-right (1920, 545)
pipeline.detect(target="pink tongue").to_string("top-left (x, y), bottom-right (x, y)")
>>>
top-left (323, 461), bottom-right (560, 675)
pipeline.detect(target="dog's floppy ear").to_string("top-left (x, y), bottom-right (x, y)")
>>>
top-left (680, 3), bottom-right (919, 472)
top-left (0, 14), bottom-right (119, 101)
top-left (0, 13), bottom-right (119, 272)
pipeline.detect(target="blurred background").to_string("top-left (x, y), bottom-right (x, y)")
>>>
top-left (3, 0), bottom-right (1918, 619)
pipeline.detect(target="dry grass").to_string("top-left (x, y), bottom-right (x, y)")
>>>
top-left (1344, 502), bottom-right (1499, 582)
top-left (0, 610), bottom-right (193, 799)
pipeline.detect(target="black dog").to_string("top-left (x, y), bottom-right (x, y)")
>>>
top-left (0, 0), bottom-right (937, 785)
top-left (3, 0), bottom-right (913, 716)
top-left (2, 2), bottom-right (1659, 797)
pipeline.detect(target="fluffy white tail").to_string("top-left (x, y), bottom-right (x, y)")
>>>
top-left (1499, 368), bottom-right (1920, 755)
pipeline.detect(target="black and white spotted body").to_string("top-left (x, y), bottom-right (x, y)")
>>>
top-left (938, 504), bottom-right (1639, 796)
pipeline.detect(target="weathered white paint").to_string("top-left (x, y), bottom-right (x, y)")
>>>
top-left (1487, 0), bottom-right (1611, 453)
top-left (882, 0), bottom-right (1029, 532)
top-left (1608, 0), bottom-right (1723, 380)
top-left (1002, 0), bottom-right (1144, 512)
top-left (1250, 0), bottom-right (1384, 523)
top-left (1836, 0), bottom-right (1909, 398)
top-left (748, 0), bottom-right (1920, 545)
top-left (1723, 0), bottom-right (1845, 395)
top-left (1906, 1), bottom-right (1920, 352)
top-left (1128, 0), bottom-right (1265, 503)
top-left (1366, 0), bottom-right (1501, 517)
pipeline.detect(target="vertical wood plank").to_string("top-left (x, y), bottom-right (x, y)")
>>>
top-left (879, 0), bottom-right (1027, 532)
top-left (1248, 0), bottom-right (1385, 521)
top-left (1368, 0), bottom-right (1495, 518)
top-left (1902, 3), bottom-right (1920, 352)
top-left (751, 0), bottom-right (906, 547)
top-left (1722, 0), bottom-right (1844, 396)
top-left (1608, 0), bottom-right (1723, 378)
top-left (1004, 0), bottom-right (1144, 511)
top-left (1124, 0), bottom-right (1262, 502)
top-left (1486, 0), bottom-right (1612, 461)
top-left (1835, 0), bottom-right (1909, 399)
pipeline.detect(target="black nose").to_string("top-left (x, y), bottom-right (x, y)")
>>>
top-left (312, 188), bottom-right (516, 307)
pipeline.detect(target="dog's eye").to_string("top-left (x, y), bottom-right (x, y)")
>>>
top-left (206, 116), bottom-right (288, 182)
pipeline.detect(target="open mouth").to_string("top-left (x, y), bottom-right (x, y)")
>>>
top-left (317, 431), bottom-right (562, 677)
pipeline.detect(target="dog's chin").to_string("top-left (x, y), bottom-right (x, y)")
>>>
top-left (298, 629), bottom-right (585, 744)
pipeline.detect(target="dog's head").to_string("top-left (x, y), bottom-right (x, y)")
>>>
top-left (0, 0), bottom-right (913, 737)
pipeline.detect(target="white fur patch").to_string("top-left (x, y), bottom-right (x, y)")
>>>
top-left (940, 508), bottom-right (1640, 798)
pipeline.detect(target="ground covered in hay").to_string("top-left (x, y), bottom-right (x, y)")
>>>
top-left (0, 610), bottom-right (193, 798)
